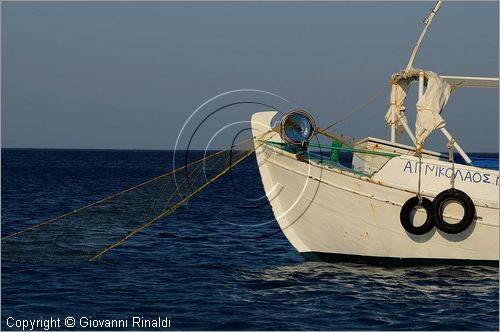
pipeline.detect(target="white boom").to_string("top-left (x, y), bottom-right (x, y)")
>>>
top-left (442, 76), bottom-right (499, 89)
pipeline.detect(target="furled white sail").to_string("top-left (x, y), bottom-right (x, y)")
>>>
top-left (384, 81), bottom-right (410, 126)
top-left (386, 69), bottom-right (452, 152)
top-left (384, 68), bottom-right (423, 128)
top-left (415, 71), bottom-right (451, 151)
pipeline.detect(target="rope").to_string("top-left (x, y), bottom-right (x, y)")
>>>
top-left (1, 134), bottom-right (262, 241)
top-left (448, 137), bottom-right (456, 189)
top-left (140, 156), bottom-right (207, 228)
top-left (138, 149), bottom-right (216, 228)
top-left (89, 135), bottom-right (273, 261)
top-left (0, 84), bottom-right (411, 260)
top-left (417, 152), bottom-right (423, 205)
top-left (321, 86), bottom-right (388, 132)
top-left (315, 129), bottom-right (356, 148)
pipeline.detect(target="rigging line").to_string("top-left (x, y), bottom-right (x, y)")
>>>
top-left (315, 129), bottom-right (356, 148)
top-left (89, 139), bottom-right (268, 261)
top-left (1, 131), bottom-right (271, 241)
top-left (320, 86), bottom-right (388, 133)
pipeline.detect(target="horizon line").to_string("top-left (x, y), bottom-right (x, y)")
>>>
top-left (1, 147), bottom-right (499, 155)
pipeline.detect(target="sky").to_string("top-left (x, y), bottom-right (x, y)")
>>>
top-left (2, 1), bottom-right (499, 152)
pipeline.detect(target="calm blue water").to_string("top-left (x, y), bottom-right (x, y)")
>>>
top-left (2, 149), bottom-right (498, 330)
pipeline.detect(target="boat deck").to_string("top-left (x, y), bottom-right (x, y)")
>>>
top-left (261, 140), bottom-right (499, 174)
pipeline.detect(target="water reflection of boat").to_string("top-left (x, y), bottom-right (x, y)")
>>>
top-left (251, 1), bottom-right (498, 266)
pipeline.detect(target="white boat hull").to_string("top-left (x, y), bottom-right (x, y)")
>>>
top-left (251, 111), bottom-right (499, 265)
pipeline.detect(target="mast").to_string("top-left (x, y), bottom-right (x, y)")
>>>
top-left (403, 0), bottom-right (472, 164)
top-left (390, 2), bottom-right (444, 145)
top-left (405, 0), bottom-right (444, 72)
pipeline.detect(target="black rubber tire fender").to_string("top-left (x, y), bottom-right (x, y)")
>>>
top-left (400, 196), bottom-right (435, 235)
top-left (431, 188), bottom-right (475, 234)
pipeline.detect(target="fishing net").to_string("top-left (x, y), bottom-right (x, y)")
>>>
top-left (1, 131), bottom-right (276, 263)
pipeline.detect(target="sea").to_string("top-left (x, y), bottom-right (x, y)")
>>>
top-left (1, 149), bottom-right (498, 331)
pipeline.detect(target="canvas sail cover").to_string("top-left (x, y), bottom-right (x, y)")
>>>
top-left (415, 71), bottom-right (451, 151)
top-left (384, 80), bottom-right (410, 125)
top-left (385, 69), bottom-right (451, 151)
